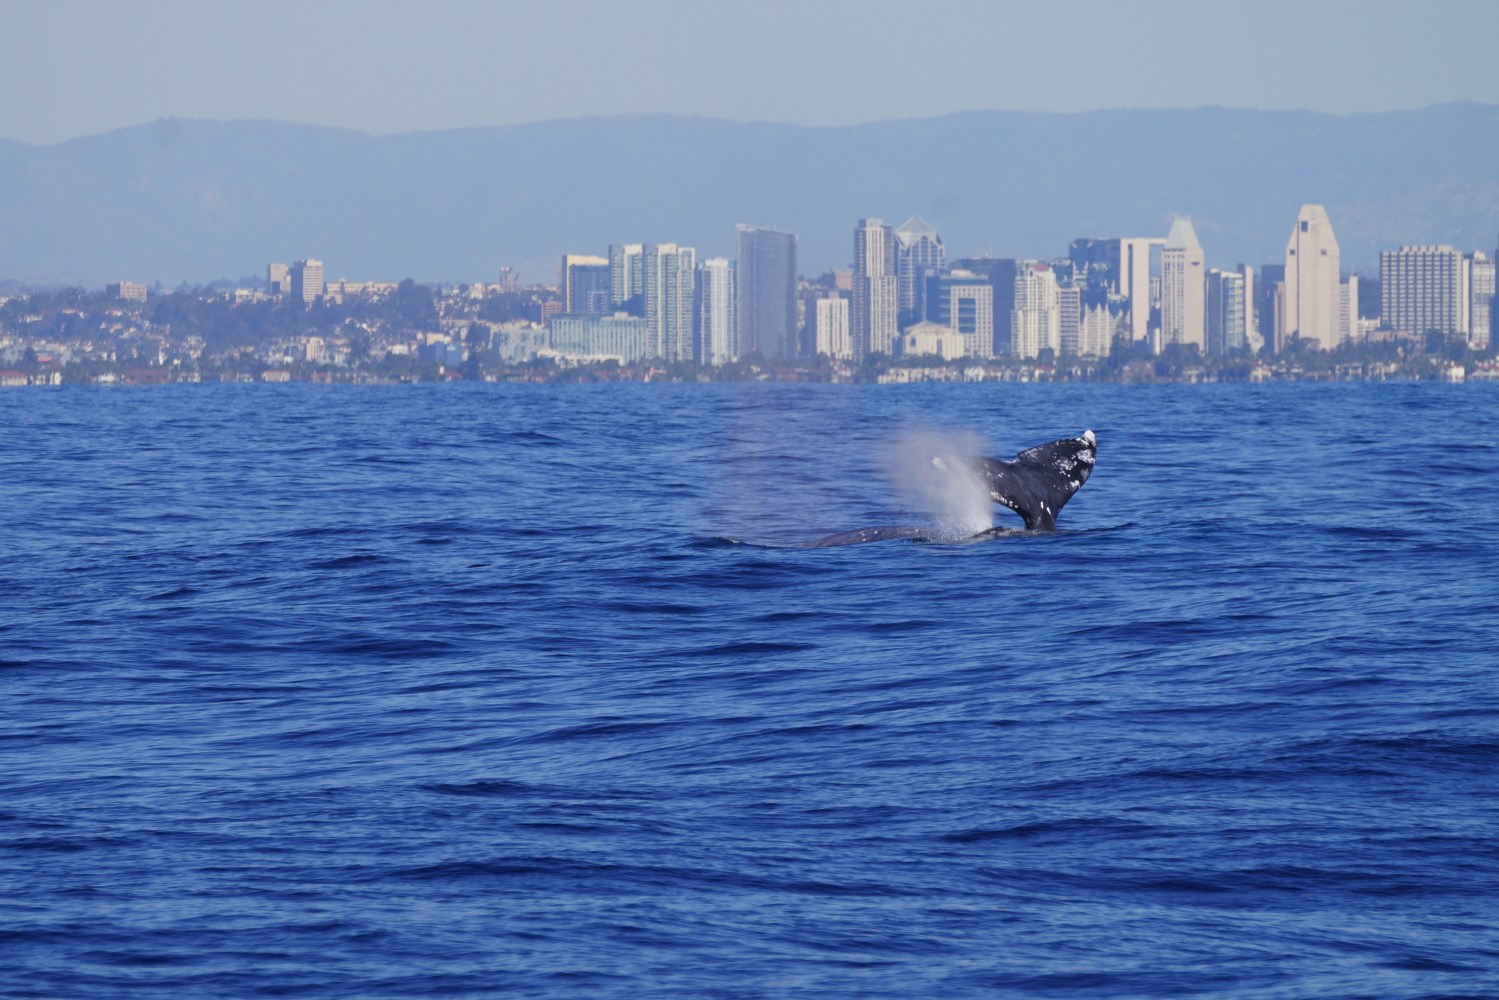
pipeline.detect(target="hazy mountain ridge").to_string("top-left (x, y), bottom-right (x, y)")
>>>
top-left (2, 105), bottom-right (1497, 286)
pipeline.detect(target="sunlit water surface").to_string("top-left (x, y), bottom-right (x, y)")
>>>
top-left (3, 382), bottom-right (1497, 997)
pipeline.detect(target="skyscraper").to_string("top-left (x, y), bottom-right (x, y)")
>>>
top-left (1119, 238), bottom-right (1163, 345)
top-left (1468, 251), bottom-right (1494, 350)
top-left (642, 243), bottom-right (696, 362)
top-left (949, 257), bottom-right (1018, 356)
top-left (561, 253), bottom-right (611, 314)
top-left (1011, 262), bottom-right (1061, 360)
top-left (853, 218), bottom-right (898, 359)
top-left (1380, 245), bottom-right (1468, 339)
top-left (1257, 263), bottom-right (1286, 353)
top-left (1160, 218), bottom-right (1205, 351)
top-left (1206, 268), bottom-right (1248, 356)
top-left (734, 225), bottom-right (798, 359)
top-left (609, 244), bottom-right (644, 313)
top-left (697, 257), bottom-right (735, 365)
top-left (289, 259), bottom-right (324, 304)
top-left (1283, 205), bottom-right (1342, 349)
top-left (894, 216), bottom-right (944, 327)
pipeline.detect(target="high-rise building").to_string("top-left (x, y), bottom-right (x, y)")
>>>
top-left (642, 243), bottom-right (696, 362)
top-left (949, 257), bottom-right (1018, 356)
top-left (1468, 251), bottom-right (1494, 350)
top-left (1380, 245), bottom-right (1468, 339)
top-left (853, 218), bottom-right (898, 359)
top-left (1057, 285), bottom-right (1081, 357)
top-left (1077, 304), bottom-right (1120, 359)
top-left (1119, 238), bottom-right (1162, 345)
top-left (1206, 268), bottom-right (1248, 356)
top-left (609, 244), bottom-right (644, 313)
top-left (812, 295), bottom-right (852, 359)
top-left (1160, 218), bottom-right (1205, 351)
top-left (1339, 276), bottom-right (1360, 346)
top-left (1256, 264), bottom-right (1286, 353)
top-left (289, 259), bottom-right (324, 304)
top-left (1283, 205), bottom-right (1342, 349)
top-left (734, 225), bottom-right (798, 360)
top-left (267, 262), bottom-right (289, 296)
top-left (561, 254), bottom-right (611, 314)
top-left (1011, 262), bottom-right (1061, 360)
top-left (924, 270), bottom-right (994, 359)
top-left (697, 257), bottom-right (735, 365)
top-left (894, 216), bottom-right (944, 327)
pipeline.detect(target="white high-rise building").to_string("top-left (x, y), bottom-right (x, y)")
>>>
top-left (642, 243), bottom-right (696, 362)
top-left (697, 257), bottom-right (735, 365)
top-left (1381, 245), bottom-right (1468, 339)
top-left (853, 218), bottom-right (898, 359)
top-left (1077, 304), bottom-right (1118, 359)
top-left (1011, 262), bottom-right (1060, 360)
top-left (1468, 251), bottom-right (1494, 350)
top-left (813, 296), bottom-right (852, 359)
top-left (893, 216), bottom-right (944, 325)
top-left (1339, 276), bottom-right (1360, 346)
top-left (1160, 218), bottom-right (1205, 351)
top-left (1284, 205), bottom-right (1342, 349)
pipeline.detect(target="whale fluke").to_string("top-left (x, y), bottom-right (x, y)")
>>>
top-left (805, 430), bottom-right (1096, 547)
top-left (970, 429), bottom-right (1096, 532)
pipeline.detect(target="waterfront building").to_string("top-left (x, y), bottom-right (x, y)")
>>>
top-left (1380, 245), bottom-right (1468, 339)
top-left (1206, 268), bottom-right (1248, 355)
top-left (561, 254), bottom-right (611, 314)
top-left (812, 295), bottom-right (852, 359)
top-left (894, 216), bottom-right (944, 327)
top-left (924, 270), bottom-right (994, 359)
top-left (290, 259), bottom-right (324, 304)
top-left (697, 257), bottom-right (735, 365)
top-left (1160, 218), bottom-right (1205, 351)
top-left (1011, 262), bottom-right (1061, 360)
top-left (898, 321), bottom-right (966, 361)
top-left (1284, 205), bottom-right (1342, 349)
top-left (734, 225), bottom-right (798, 360)
top-left (549, 313), bottom-right (651, 363)
top-left (642, 243), bottom-right (697, 362)
top-left (1468, 251), bottom-right (1494, 350)
top-left (853, 218), bottom-right (898, 358)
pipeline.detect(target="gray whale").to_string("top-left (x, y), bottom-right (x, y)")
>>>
top-left (807, 430), bottom-right (1096, 547)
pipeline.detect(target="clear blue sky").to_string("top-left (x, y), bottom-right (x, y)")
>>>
top-left (5, 0), bottom-right (1498, 144)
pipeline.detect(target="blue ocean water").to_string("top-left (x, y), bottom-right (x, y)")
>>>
top-left (2, 382), bottom-right (1497, 998)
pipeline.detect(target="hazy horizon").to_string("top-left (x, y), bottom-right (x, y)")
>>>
top-left (5, 0), bottom-right (1498, 145)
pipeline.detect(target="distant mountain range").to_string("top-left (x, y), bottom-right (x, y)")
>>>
top-left (2, 105), bottom-right (1497, 287)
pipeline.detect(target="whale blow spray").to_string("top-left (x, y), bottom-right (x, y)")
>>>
top-left (888, 430), bottom-right (993, 541)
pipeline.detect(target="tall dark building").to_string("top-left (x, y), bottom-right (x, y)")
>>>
top-left (950, 257), bottom-right (1018, 355)
top-left (1257, 264), bottom-right (1285, 353)
top-left (735, 226), bottom-right (798, 359)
